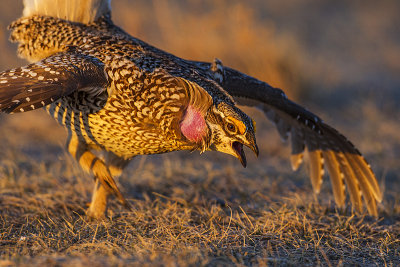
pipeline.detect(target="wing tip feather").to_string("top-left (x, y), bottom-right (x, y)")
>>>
top-left (290, 153), bottom-right (303, 171)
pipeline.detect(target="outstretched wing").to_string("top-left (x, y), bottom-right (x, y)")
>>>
top-left (0, 51), bottom-right (131, 205)
top-left (213, 64), bottom-right (381, 216)
top-left (0, 51), bottom-right (107, 114)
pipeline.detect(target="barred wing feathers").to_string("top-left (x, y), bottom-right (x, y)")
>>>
top-left (0, 51), bottom-right (131, 204)
top-left (0, 52), bottom-right (107, 114)
top-left (221, 66), bottom-right (382, 216)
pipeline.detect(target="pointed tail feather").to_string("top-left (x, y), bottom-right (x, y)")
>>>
top-left (23, 0), bottom-right (111, 24)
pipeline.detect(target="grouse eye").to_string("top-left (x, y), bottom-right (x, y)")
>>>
top-left (226, 122), bottom-right (236, 133)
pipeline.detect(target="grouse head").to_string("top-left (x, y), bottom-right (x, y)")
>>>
top-left (207, 102), bottom-right (259, 167)
top-left (176, 78), bottom-right (258, 166)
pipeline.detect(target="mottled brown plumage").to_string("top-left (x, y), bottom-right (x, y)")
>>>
top-left (0, 0), bottom-right (382, 218)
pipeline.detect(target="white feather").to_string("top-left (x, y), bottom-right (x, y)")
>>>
top-left (23, 0), bottom-right (111, 24)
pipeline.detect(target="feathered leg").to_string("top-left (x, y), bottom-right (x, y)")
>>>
top-left (88, 179), bottom-right (110, 219)
top-left (66, 134), bottom-right (130, 219)
top-left (88, 152), bottom-right (131, 218)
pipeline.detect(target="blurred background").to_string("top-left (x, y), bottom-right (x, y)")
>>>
top-left (0, 0), bottom-right (399, 210)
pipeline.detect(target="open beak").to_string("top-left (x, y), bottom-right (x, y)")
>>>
top-left (232, 141), bottom-right (259, 168)
top-left (232, 141), bottom-right (247, 167)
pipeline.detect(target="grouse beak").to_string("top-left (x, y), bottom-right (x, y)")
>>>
top-left (248, 142), bottom-right (259, 157)
top-left (246, 131), bottom-right (259, 157)
top-left (231, 133), bottom-right (259, 168)
top-left (231, 141), bottom-right (259, 168)
top-left (232, 141), bottom-right (247, 167)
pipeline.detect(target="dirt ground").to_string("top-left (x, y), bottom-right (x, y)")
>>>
top-left (0, 0), bottom-right (399, 266)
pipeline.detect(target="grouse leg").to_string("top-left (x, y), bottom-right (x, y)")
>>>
top-left (66, 134), bottom-right (130, 219)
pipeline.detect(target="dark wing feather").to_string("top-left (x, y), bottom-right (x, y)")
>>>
top-left (0, 51), bottom-right (107, 113)
top-left (218, 66), bottom-right (382, 216)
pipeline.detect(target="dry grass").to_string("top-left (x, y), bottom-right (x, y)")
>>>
top-left (1, 0), bottom-right (400, 266)
top-left (1, 131), bottom-right (399, 266)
